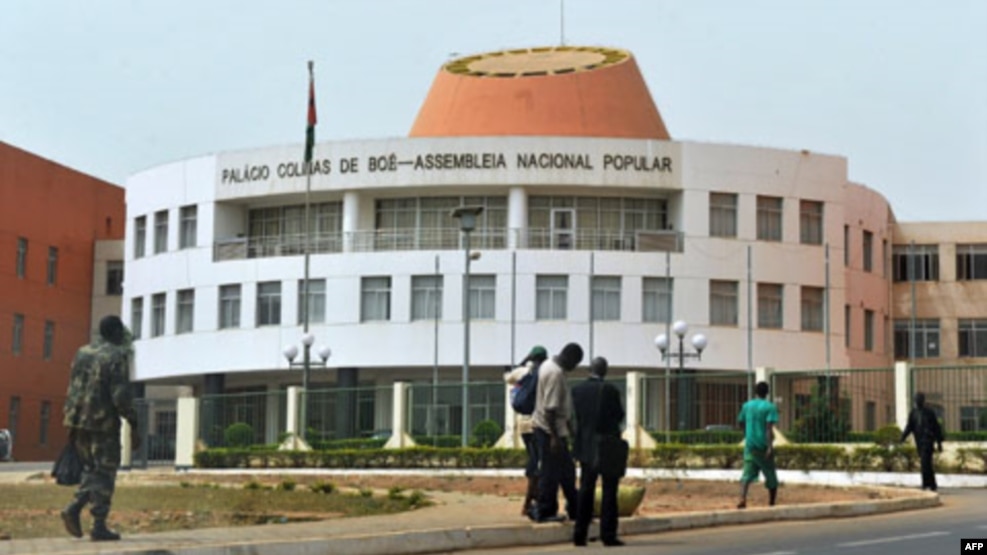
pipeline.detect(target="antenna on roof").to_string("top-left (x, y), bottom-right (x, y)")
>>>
top-left (560, 0), bottom-right (566, 45)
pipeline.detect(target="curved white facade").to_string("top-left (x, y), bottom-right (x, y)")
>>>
top-left (125, 136), bottom-right (857, 389)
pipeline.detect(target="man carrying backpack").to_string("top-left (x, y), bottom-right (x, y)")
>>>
top-left (504, 345), bottom-right (548, 517)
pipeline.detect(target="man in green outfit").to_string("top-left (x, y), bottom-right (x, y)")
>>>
top-left (737, 381), bottom-right (779, 509)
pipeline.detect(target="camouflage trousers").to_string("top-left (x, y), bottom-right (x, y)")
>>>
top-left (69, 429), bottom-right (120, 520)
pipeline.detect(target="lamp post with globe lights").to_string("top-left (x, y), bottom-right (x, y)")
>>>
top-left (283, 333), bottom-right (332, 442)
top-left (655, 320), bottom-right (708, 432)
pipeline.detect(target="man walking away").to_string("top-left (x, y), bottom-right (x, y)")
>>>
top-left (571, 357), bottom-right (625, 547)
top-left (61, 316), bottom-right (141, 541)
top-left (530, 342), bottom-right (583, 523)
top-left (503, 345), bottom-right (548, 516)
top-left (737, 381), bottom-right (779, 509)
top-left (900, 392), bottom-right (944, 491)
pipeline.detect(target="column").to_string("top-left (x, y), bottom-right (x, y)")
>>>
top-left (624, 371), bottom-right (656, 449)
top-left (174, 396), bottom-right (199, 469)
top-left (507, 186), bottom-right (527, 249)
top-left (895, 361), bottom-right (911, 430)
top-left (279, 386), bottom-right (309, 450)
top-left (342, 191), bottom-right (360, 253)
top-left (385, 382), bottom-right (416, 448)
top-left (494, 382), bottom-right (519, 448)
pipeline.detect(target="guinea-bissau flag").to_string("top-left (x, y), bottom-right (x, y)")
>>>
top-left (305, 61), bottom-right (317, 163)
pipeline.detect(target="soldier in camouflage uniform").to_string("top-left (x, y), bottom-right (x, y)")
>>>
top-left (60, 315), bottom-right (141, 541)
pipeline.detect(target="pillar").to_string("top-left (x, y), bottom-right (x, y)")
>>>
top-left (385, 382), bottom-right (416, 448)
top-left (624, 371), bottom-right (656, 449)
top-left (507, 186), bottom-right (527, 249)
top-left (279, 386), bottom-right (309, 451)
top-left (342, 191), bottom-right (360, 253)
top-left (895, 361), bottom-right (912, 430)
top-left (174, 396), bottom-right (199, 470)
top-left (495, 382), bottom-right (519, 448)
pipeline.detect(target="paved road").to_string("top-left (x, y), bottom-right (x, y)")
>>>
top-left (458, 489), bottom-right (985, 555)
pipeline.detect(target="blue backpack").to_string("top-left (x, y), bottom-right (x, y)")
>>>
top-left (510, 366), bottom-right (539, 415)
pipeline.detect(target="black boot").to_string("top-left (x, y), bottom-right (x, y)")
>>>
top-left (60, 499), bottom-right (84, 538)
top-left (90, 520), bottom-right (120, 541)
top-left (768, 488), bottom-right (778, 507)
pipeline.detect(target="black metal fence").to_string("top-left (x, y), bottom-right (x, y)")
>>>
top-left (132, 397), bottom-right (178, 468)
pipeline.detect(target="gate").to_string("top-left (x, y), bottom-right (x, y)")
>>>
top-left (132, 398), bottom-right (178, 468)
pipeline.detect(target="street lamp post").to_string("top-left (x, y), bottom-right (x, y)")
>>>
top-left (451, 205), bottom-right (484, 448)
top-left (283, 334), bottom-right (332, 442)
top-left (655, 320), bottom-right (708, 431)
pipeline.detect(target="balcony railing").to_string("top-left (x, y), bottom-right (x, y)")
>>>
top-left (213, 228), bottom-right (682, 261)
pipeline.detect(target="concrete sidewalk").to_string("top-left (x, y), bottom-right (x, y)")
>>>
top-left (0, 469), bottom-right (941, 555)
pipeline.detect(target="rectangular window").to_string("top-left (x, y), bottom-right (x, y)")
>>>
top-left (256, 281), bottom-right (282, 326)
top-left (709, 192), bottom-right (738, 238)
top-left (16, 237), bottom-right (27, 278)
top-left (12, 314), bottom-right (24, 356)
top-left (297, 279), bottom-right (326, 324)
top-left (882, 239), bottom-right (888, 277)
top-left (134, 216), bottom-right (146, 259)
top-left (799, 200), bottom-right (824, 245)
top-left (893, 319), bottom-right (940, 359)
top-left (153, 210), bottom-right (168, 254)
top-left (843, 225), bottom-right (850, 266)
top-left (39, 401), bottom-right (51, 446)
top-left (175, 289), bottom-right (195, 334)
top-left (642, 277), bottom-right (672, 323)
top-left (957, 244), bottom-right (987, 280)
top-left (800, 286), bottom-right (824, 331)
top-left (864, 309), bottom-right (875, 351)
top-left (591, 276), bottom-right (621, 321)
top-left (959, 319), bottom-right (987, 358)
top-left (892, 244), bottom-right (939, 282)
top-left (248, 201), bottom-right (345, 256)
top-left (131, 297), bottom-right (144, 339)
top-left (7, 396), bottom-right (20, 439)
top-left (756, 196), bottom-right (783, 242)
top-left (218, 284), bottom-right (241, 329)
top-left (862, 231), bottom-right (873, 272)
top-left (710, 280), bottom-right (739, 326)
top-left (47, 246), bottom-right (58, 285)
top-left (179, 205), bottom-right (197, 249)
top-left (469, 275), bottom-right (496, 320)
top-left (757, 283), bottom-right (783, 329)
top-left (536, 275), bottom-right (568, 320)
top-left (411, 276), bottom-right (443, 321)
top-left (845, 305), bottom-right (851, 348)
top-left (360, 277), bottom-right (391, 322)
top-left (105, 261), bottom-right (124, 295)
top-left (960, 406), bottom-right (987, 432)
top-left (43, 321), bottom-right (54, 360)
top-left (151, 293), bottom-right (166, 337)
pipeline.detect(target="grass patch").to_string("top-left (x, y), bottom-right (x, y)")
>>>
top-left (0, 480), bottom-right (430, 540)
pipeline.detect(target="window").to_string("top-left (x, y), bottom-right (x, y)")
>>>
top-left (864, 309), bottom-right (875, 351)
top-left (957, 244), bottom-right (987, 280)
top-left (175, 289), bottom-right (195, 334)
top-left (134, 216), bottom-right (146, 258)
top-left (179, 205), bottom-right (197, 249)
top-left (297, 279), bottom-right (326, 324)
top-left (248, 201), bottom-right (345, 256)
top-left (959, 319), bottom-right (987, 358)
top-left (39, 401), bottom-right (51, 446)
top-left (960, 406), bottom-right (987, 432)
top-left (591, 276), bottom-right (621, 321)
top-left (7, 397), bottom-right (19, 439)
top-left (528, 196), bottom-right (668, 250)
top-left (865, 401), bottom-right (877, 432)
top-left (43, 321), bottom-right (54, 360)
top-left (642, 277), bottom-right (672, 323)
top-left (536, 275), bottom-right (568, 320)
top-left (862, 231), bottom-right (873, 272)
top-left (12, 314), bottom-right (24, 356)
top-left (757, 283), bottom-right (783, 329)
top-left (153, 210), bottom-right (168, 254)
top-left (710, 280), bottom-right (738, 326)
top-left (894, 319), bottom-right (940, 359)
top-left (843, 225), bottom-right (850, 266)
top-left (374, 196), bottom-right (507, 250)
top-left (800, 286), bottom-right (824, 331)
top-left (47, 246), bottom-right (58, 285)
top-left (799, 200), bottom-right (823, 245)
top-left (218, 284), bottom-right (241, 329)
top-left (131, 297), bottom-right (144, 339)
top-left (360, 277), bottom-right (391, 322)
top-left (892, 244), bottom-right (939, 282)
top-left (882, 239), bottom-right (888, 277)
top-left (105, 261), bottom-right (124, 295)
top-left (844, 305), bottom-right (851, 348)
top-left (709, 192), bottom-right (737, 238)
top-left (756, 196), bottom-right (782, 242)
top-left (411, 276), bottom-right (443, 321)
top-left (151, 293), bottom-right (166, 337)
top-left (256, 281), bottom-right (282, 326)
top-left (16, 237), bottom-right (27, 278)
top-left (469, 275), bottom-right (496, 320)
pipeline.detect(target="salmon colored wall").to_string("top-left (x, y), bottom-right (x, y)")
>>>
top-left (0, 141), bottom-right (124, 461)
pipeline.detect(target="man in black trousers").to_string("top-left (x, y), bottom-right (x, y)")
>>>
top-left (900, 392), bottom-right (944, 491)
top-left (571, 356), bottom-right (625, 547)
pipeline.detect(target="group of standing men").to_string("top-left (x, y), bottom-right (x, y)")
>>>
top-left (506, 342), bottom-right (626, 547)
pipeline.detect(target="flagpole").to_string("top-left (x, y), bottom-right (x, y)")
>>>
top-left (301, 60), bottom-right (315, 442)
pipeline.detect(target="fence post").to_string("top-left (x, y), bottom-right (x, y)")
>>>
top-left (624, 371), bottom-right (656, 449)
top-left (495, 381), bottom-right (519, 448)
top-left (385, 381), bottom-right (416, 449)
top-left (279, 386), bottom-right (310, 451)
top-left (895, 361), bottom-right (912, 430)
top-left (119, 419), bottom-right (133, 470)
top-left (174, 396), bottom-right (199, 470)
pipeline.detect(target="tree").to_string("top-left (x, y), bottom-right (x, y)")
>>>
top-left (791, 380), bottom-right (851, 443)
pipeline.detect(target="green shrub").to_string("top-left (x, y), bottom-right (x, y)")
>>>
top-left (278, 478), bottom-right (297, 491)
top-left (309, 480), bottom-right (337, 494)
top-left (790, 382), bottom-right (851, 443)
top-left (387, 486), bottom-right (405, 500)
top-left (470, 420), bottom-right (503, 448)
top-left (224, 423), bottom-right (255, 448)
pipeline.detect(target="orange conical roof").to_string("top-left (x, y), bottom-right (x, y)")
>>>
top-left (409, 46), bottom-right (670, 139)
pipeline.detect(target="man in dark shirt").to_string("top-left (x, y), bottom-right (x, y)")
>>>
top-left (900, 392), bottom-right (944, 491)
top-left (571, 357), bottom-right (625, 547)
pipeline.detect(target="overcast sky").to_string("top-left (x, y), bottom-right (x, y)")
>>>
top-left (1, 0), bottom-right (984, 222)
